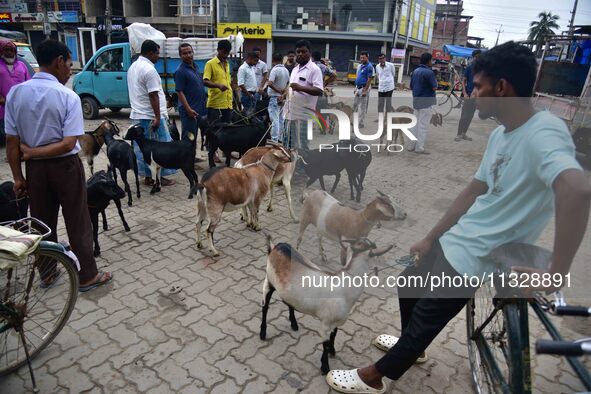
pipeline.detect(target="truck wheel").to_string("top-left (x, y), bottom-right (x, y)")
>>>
top-left (109, 107), bottom-right (122, 113)
top-left (81, 97), bottom-right (100, 120)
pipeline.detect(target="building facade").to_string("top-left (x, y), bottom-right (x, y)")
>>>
top-left (217, 0), bottom-right (436, 74)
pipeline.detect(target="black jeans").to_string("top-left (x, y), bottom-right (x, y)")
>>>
top-left (206, 108), bottom-right (232, 124)
top-left (374, 240), bottom-right (479, 380)
top-left (457, 97), bottom-right (477, 136)
top-left (378, 90), bottom-right (394, 114)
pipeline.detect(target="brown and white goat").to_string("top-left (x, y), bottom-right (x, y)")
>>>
top-left (195, 146), bottom-right (291, 256)
top-left (297, 190), bottom-right (406, 262)
top-left (235, 145), bottom-right (299, 222)
top-left (261, 235), bottom-right (393, 374)
top-left (78, 119), bottom-right (120, 174)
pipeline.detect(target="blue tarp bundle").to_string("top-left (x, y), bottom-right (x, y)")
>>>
top-left (443, 44), bottom-right (484, 58)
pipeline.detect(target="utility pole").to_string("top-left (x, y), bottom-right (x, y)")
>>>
top-left (452, 0), bottom-right (461, 45)
top-left (36, 0), bottom-right (50, 39)
top-left (568, 0), bottom-right (579, 35)
top-left (495, 24), bottom-right (504, 46)
top-left (391, 0), bottom-right (403, 52)
top-left (105, 0), bottom-right (113, 44)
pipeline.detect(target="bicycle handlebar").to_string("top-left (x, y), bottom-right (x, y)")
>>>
top-left (536, 339), bottom-right (591, 356)
top-left (554, 306), bottom-right (591, 317)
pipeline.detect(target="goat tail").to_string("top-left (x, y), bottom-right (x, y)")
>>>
top-left (262, 231), bottom-right (274, 254)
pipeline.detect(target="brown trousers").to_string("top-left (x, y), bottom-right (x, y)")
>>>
top-left (25, 154), bottom-right (98, 283)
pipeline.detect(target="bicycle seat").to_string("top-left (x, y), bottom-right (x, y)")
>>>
top-left (488, 243), bottom-right (552, 271)
top-left (0, 225), bottom-right (43, 270)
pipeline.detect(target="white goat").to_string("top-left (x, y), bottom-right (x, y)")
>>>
top-left (235, 145), bottom-right (299, 222)
top-left (261, 235), bottom-right (393, 374)
top-left (195, 146), bottom-right (291, 256)
top-left (297, 190), bottom-right (406, 262)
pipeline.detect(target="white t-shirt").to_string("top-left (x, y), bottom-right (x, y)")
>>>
top-left (237, 62), bottom-right (258, 92)
top-left (267, 64), bottom-right (290, 97)
top-left (376, 61), bottom-right (396, 92)
top-left (128, 56), bottom-right (167, 120)
top-left (253, 60), bottom-right (268, 88)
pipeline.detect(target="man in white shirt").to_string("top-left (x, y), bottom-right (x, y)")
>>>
top-left (127, 39), bottom-right (176, 186)
top-left (237, 52), bottom-right (259, 115)
top-left (252, 47), bottom-right (268, 100)
top-left (266, 53), bottom-right (290, 141)
top-left (376, 53), bottom-right (396, 118)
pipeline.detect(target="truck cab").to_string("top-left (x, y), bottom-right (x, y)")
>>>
top-left (73, 43), bottom-right (131, 119)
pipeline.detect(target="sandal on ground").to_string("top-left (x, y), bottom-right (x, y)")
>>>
top-left (79, 271), bottom-right (113, 293)
top-left (40, 269), bottom-right (62, 289)
top-left (160, 177), bottom-right (176, 186)
top-left (326, 369), bottom-right (385, 394)
top-left (373, 335), bottom-right (428, 363)
top-left (144, 177), bottom-right (155, 186)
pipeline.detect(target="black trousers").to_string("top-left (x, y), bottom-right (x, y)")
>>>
top-left (375, 241), bottom-right (478, 380)
top-left (457, 97), bottom-right (477, 136)
top-left (206, 108), bottom-right (232, 124)
top-left (378, 90), bottom-right (394, 114)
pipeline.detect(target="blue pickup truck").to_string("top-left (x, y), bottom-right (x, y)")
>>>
top-left (73, 42), bottom-right (217, 119)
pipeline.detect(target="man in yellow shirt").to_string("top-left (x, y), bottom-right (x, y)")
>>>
top-left (203, 40), bottom-right (233, 124)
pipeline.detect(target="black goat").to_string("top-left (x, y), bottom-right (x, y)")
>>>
top-left (103, 129), bottom-right (140, 207)
top-left (206, 122), bottom-right (269, 168)
top-left (0, 181), bottom-right (28, 222)
top-left (299, 140), bottom-right (372, 202)
top-left (124, 125), bottom-right (199, 198)
top-left (87, 170), bottom-right (130, 257)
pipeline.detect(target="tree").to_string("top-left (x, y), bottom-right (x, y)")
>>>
top-left (528, 11), bottom-right (560, 55)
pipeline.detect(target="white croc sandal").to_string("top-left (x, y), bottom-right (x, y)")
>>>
top-left (373, 334), bottom-right (429, 364)
top-left (326, 369), bottom-right (386, 394)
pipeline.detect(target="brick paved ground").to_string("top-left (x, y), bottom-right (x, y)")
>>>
top-left (0, 88), bottom-right (590, 393)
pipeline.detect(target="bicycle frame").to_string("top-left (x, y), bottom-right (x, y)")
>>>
top-left (530, 300), bottom-right (591, 390)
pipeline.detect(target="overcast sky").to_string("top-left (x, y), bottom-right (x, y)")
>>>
top-left (462, 0), bottom-right (591, 47)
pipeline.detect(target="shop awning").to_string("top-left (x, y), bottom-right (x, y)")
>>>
top-left (443, 44), bottom-right (483, 58)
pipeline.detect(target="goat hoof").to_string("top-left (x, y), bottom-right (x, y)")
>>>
top-left (103, 226), bottom-right (109, 231)
top-left (128, 202), bottom-right (132, 207)
top-left (124, 226), bottom-right (131, 232)
top-left (321, 365), bottom-right (330, 375)
top-left (259, 330), bottom-right (267, 340)
top-left (188, 194), bottom-right (193, 199)
top-left (211, 250), bottom-right (220, 257)
top-left (291, 322), bottom-right (299, 331)
top-left (94, 250), bottom-right (101, 257)
top-left (267, 206), bottom-right (273, 212)
top-left (328, 347), bottom-right (336, 356)
top-left (197, 242), bottom-right (203, 249)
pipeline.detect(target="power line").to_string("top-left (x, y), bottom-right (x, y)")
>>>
top-left (495, 24), bottom-right (504, 46)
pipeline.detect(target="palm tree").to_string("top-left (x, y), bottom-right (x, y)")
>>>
top-left (528, 11), bottom-right (560, 55)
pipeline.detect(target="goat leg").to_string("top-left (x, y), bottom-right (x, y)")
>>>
top-left (330, 173), bottom-right (341, 194)
top-left (114, 198), bottom-right (130, 232)
top-left (319, 176), bottom-right (327, 192)
top-left (132, 152), bottom-right (141, 200)
top-left (119, 168), bottom-right (133, 207)
top-left (266, 183), bottom-right (274, 212)
top-left (321, 340), bottom-right (331, 375)
top-left (283, 178), bottom-right (298, 223)
top-left (101, 209), bottom-right (108, 231)
top-left (328, 328), bottom-right (338, 356)
top-left (260, 279), bottom-right (275, 340)
top-left (318, 234), bottom-right (327, 262)
top-left (285, 303), bottom-right (299, 331)
top-left (90, 211), bottom-right (100, 257)
top-left (347, 170), bottom-right (356, 201)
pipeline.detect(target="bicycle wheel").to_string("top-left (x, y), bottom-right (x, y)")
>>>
top-left (436, 91), bottom-right (454, 117)
top-left (0, 248), bottom-right (79, 376)
top-left (466, 282), bottom-right (531, 394)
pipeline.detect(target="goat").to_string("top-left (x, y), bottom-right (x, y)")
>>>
top-left (0, 181), bottom-right (28, 222)
top-left (299, 149), bottom-right (347, 194)
top-left (337, 138), bottom-right (372, 202)
top-left (206, 122), bottom-right (269, 168)
top-left (103, 128), bottom-right (140, 207)
top-left (297, 190), bottom-right (406, 262)
top-left (379, 105), bottom-right (414, 147)
top-left (261, 235), bottom-right (393, 374)
top-left (78, 119), bottom-right (120, 174)
top-left (124, 125), bottom-right (199, 199)
top-left (87, 170), bottom-right (130, 257)
top-left (235, 145), bottom-right (299, 222)
top-left (195, 146), bottom-right (291, 256)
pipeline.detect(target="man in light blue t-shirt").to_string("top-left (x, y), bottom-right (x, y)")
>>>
top-left (326, 42), bottom-right (591, 393)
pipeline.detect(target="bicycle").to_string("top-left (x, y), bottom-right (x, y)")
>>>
top-left (466, 243), bottom-right (591, 394)
top-left (436, 66), bottom-right (465, 117)
top-left (0, 217), bottom-right (79, 392)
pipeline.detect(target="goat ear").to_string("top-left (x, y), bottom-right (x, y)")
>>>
top-left (369, 244), bottom-right (394, 258)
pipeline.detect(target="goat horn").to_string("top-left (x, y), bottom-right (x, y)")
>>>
top-left (368, 244), bottom-right (394, 258)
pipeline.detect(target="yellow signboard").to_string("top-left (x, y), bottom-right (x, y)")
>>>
top-left (217, 23), bottom-right (272, 39)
